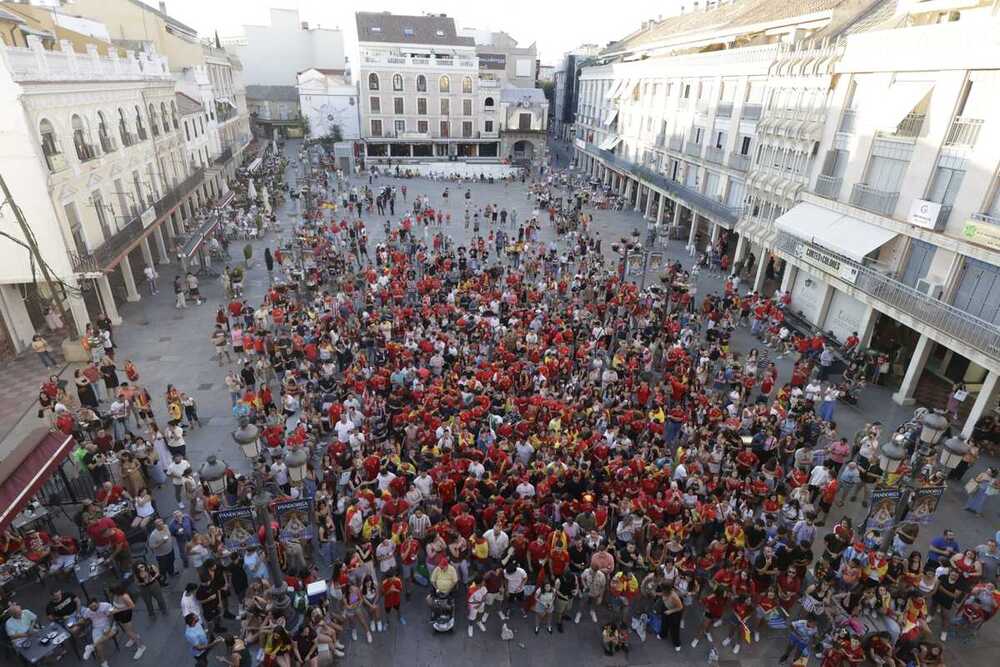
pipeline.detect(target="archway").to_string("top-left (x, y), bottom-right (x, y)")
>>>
top-left (512, 140), bottom-right (534, 162)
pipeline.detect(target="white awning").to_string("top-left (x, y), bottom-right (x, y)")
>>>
top-left (612, 79), bottom-right (632, 100)
top-left (878, 81), bottom-right (933, 131)
top-left (599, 134), bottom-right (623, 151)
top-left (776, 201), bottom-right (897, 262)
top-left (605, 79), bottom-right (626, 101)
top-left (603, 108), bottom-right (620, 127)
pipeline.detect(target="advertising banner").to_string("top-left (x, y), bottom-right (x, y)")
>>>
top-left (478, 53), bottom-right (506, 70)
top-left (865, 487), bottom-right (902, 532)
top-left (274, 499), bottom-right (313, 541)
top-left (214, 507), bottom-right (258, 551)
top-left (909, 485), bottom-right (945, 524)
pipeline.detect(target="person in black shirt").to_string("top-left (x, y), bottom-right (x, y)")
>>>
top-left (46, 589), bottom-right (80, 623)
top-left (196, 570), bottom-right (224, 633)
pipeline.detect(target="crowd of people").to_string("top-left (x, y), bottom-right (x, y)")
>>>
top-left (4, 142), bottom-right (999, 667)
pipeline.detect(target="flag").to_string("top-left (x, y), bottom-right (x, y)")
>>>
top-left (740, 619), bottom-right (752, 644)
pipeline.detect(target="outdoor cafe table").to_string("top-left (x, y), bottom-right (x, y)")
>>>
top-left (14, 622), bottom-right (71, 664)
top-left (74, 554), bottom-right (110, 602)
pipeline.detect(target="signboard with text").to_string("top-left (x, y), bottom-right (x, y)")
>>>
top-left (274, 498), bottom-right (313, 541)
top-left (908, 199), bottom-right (942, 231)
top-left (909, 485), bottom-right (945, 524)
top-left (795, 243), bottom-right (859, 284)
top-left (214, 506), bottom-right (258, 551)
top-left (963, 219), bottom-right (1000, 251)
top-left (866, 487), bottom-right (902, 532)
top-left (478, 53), bottom-right (507, 70)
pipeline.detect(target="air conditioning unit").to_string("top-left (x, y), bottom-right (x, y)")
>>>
top-left (915, 278), bottom-right (944, 299)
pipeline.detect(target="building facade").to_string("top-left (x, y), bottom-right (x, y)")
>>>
top-left (355, 12), bottom-right (498, 162)
top-left (572, 0), bottom-right (1000, 436)
top-left (297, 68), bottom-right (360, 141)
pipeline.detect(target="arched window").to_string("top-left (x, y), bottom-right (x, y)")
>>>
top-left (39, 119), bottom-right (62, 171)
top-left (484, 96), bottom-right (495, 108)
top-left (392, 73), bottom-right (403, 91)
top-left (71, 114), bottom-right (95, 161)
top-left (135, 105), bottom-right (147, 139)
top-left (368, 73), bottom-right (379, 91)
top-left (149, 104), bottom-right (160, 137)
top-left (97, 111), bottom-right (115, 152)
top-left (160, 102), bottom-right (170, 133)
top-left (171, 101), bottom-right (179, 129)
top-left (462, 76), bottom-right (472, 94)
top-left (416, 75), bottom-right (427, 92)
top-left (118, 108), bottom-right (133, 146)
top-left (439, 75), bottom-right (450, 93)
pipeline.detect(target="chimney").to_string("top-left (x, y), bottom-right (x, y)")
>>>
top-left (159, 1), bottom-right (167, 14)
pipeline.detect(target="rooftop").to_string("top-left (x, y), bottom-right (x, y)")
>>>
top-left (246, 84), bottom-right (299, 102)
top-left (355, 11), bottom-right (475, 47)
top-left (174, 91), bottom-right (203, 115)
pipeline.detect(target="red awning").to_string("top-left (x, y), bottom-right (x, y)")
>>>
top-left (215, 190), bottom-right (236, 210)
top-left (0, 430), bottom-right (75, 532)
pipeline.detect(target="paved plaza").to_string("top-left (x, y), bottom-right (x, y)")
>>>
top-left (3, 139), bottom-right (998, 667)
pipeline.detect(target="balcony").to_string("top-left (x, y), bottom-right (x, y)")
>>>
top-left (815, 175), bottom-right (842, 200)
top-left (943, 117), bottom-right (984, 149)
top-left (972, 211), bottom-right (1000, 227)
top-left (774, 231), bottom-right (1000, 361)
top-left (214, 146), bottom-right (234, 166)
top-left (881, 112), bottom-right (925, 139)
top-left (43, 150), bottom-right (66, 173)
top-left (838, 109), bottom-right (856, 134)
top-left (120, 128), bottom-right (136, 147)
top-left (668, 135), bottom-right (684, 151)
top-left (695, 100), bottom-right (710, 114)
top-left (716, 103), bottom-right (732, 118)
top-left (684, 141), bottom-right (702, 158)
top-left (728, 153), bottom-right (750, 171)
top-left (75, 142), bottom-right (98, 163)
top-left (99, 132), bottom-right (117, 153)
top-left (137, 127), bottom-right (148, 141)
top-left (71, 167), bottom-right (205, 274)
top-left (850, 183), bottom-right (899, 217)
top-left (705, 146), bottom-right (724, 164)
top-left (741, 103), bottom-right (762, 121)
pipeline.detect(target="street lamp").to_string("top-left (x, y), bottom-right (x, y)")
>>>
top-left (878, 436), bottom-right (906, 475)
top-left (285, 446), bottom-right (309, 486)
top-left (199, 455), bottom-right (228, 497)
top-left (919, 411), bottom-right (949, 446)
top-left (251, 484), bottom-right (293, 623)
top-left (232, 418), bottom-right (260, 460)
top-left (938, 435), bottom-right (970, 470)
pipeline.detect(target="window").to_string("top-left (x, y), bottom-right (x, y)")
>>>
top-left (926, 163), bottom-right (966, 207)
top-left (72, 114), bottom-right (95, 161)
top-left (403, 27), bottom-right (414, 37)
top-left (65, 202), bottom-right (88, 255)
top-left (518, 113), bottom-right (532, 130)
top-left (682, 84), bottom-right (691, 99)
top-left (394, 120), bottom-right (405, 135)
top-left (714, 131), bottom-right (725, 149)
top-left (160, 102), bottom-right (170, 133)
top-left (149, 104), bottom-right (160, 136)
top-left (440, 98), bottom-right (450, 115)
top-left (739, 136), bottom-right (752, 155)
top-left (417, 98), bottom-right (427, 115)
top-left (725, 179), bottom-right (746, 208)
top-left (462, 121), bottom-right (473, 138)
top-left (370, 97), bottom-right (381, 113)
top-left (185, 120), bottom-right (191, 141)
top-left (484, 120), bottom-right (494, 133)
top-left (39, 119), bottom-right (61, 170)
top-left (864, 140), bottom-right (914, 192)
top-left (462, 76), bottom-right (473, 94)
top-left (368, 73), bottom-right (380, 91)
top-left (900, 239), bottom-right (936, 287)
top-left (171, 101), bottom-right (179, 129)
top-left (97, 111), bottom-right (112, 150)
top-left (484, 96), bottom-right (495, 109)
top-left (394, 97), bottom-right (404, 114)
top-left (416, 75), bottom-right (427, 92)
top-left (462, 99), bottom-right (472, 116)
top-left (439, 75), bottom-right (450, 93)
top-left (370, 119), bottom-right (383, 137)
top-left (91, 190), bottom-right (112, 239)
top-left (440, 121), bottom-right (450, 137)
top-left (417, 120), bottom-right (428, 133)
top-left (704, 171), bottom-right (720, 198)
top-left (515, 59), bottom-right (532, 78)
top-left (392, 73), bottom-right (403, 92)
top-left (953, 257), bottom-right (1000, 324)
top-left (693, 127), bottom-right (704, 144)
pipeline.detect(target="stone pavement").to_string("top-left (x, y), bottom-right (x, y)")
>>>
top-left (3, 138), bottom-right (998, 667)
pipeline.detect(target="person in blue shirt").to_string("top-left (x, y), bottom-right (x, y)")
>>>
top-left (927, 529), bottom-right (959, 571)
top-left (779, 616), bottom-right (818, 663)
top-left (183, 613), bottom-right (218, 667)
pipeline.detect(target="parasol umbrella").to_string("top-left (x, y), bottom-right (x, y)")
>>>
top-left (247, 179), bottom-right (258, 201)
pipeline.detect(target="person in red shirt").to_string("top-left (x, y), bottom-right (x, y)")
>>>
top-left (95, 481), bottom-right (128, 507)
top-left (382, 570), bottom-right (404, 625)
top-left (692, 588), bottom-right (728, 648)
top-left (398, 537), bottom-right (420, 595)
top-left (722, 595), bottom-right (754, 654)
top-left (103, 525), bottom-right (131, 571)
top-left (549, 545), bottom-right (570, 578)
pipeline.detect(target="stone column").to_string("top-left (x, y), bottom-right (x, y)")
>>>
top-left (119, 255), bottom-right (141, 302)
top-left (733, 235), bottom-right (748, 267)
top-left (645, 190), bottom-right (656, 219)
top-left (892, 333), bottom-right (933, 405)
top-left (97, 275), bottom-right (123, 325)
top-left (814, 284), bottom-right (836, 330)
top-left (0, 284), bottom-right (36, 352)
top-left (780, 264), bottom-right (798, 294)
top-left (634, 184), bottom-right (643, 212)
top-left (656, 194), bottom-right (666, 226)
top-left (65, 278), bottom-right (90, 338)
top-left (140, 236), bottom-right (155, 269)
top-left (710, 222), bottom-right (721, 244)
top-left (153, 226), bottom-right (170, 264)
top-left (688, 213), bottom-right (700, 248)
top-left (752, 248), bottom-right (769, 293)
top-left (856, 304), bottom-right (879, 349)
top-left (961, 370), bottom-right (999, 438)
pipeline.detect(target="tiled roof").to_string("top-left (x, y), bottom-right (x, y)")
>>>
top-left (175, 92), bottom-right (203, 115)
top-left (606, 0), bottom-right (849, 53)
top-left (355, 11), bottom-right (474, 47)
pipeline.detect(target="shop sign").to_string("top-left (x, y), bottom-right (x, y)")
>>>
top-left (865, 487), bottom-right (902, 532)
top-left (140, 207), bottom-right (156, 229)
top-left (908, 199), bottom-right (942, 231)
top-left (795, 243), bottom-right (858, 284)
top-left (478, 53), bottom-right (506, 70)
top-left (214, 506), bottom-right (258, 550)
top-left (962, 219), bottom-right (1000, 251)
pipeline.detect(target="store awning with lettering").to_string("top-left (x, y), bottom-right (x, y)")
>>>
top-left (776, 201), bottom-right (897, 262)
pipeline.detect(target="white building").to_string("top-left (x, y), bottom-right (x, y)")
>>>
top-left (297, 68), bottom-right (360, 141)
top-left (222, 8), bottom-right (345, 87)
top-left (355, 12), bottom-right (499, 162)
top-left (572, 0), bottom-right (1000, 436)
top-left (498, 86), bottom-right (548, 163)
top-left (0, 36), bottom-right (213, 354)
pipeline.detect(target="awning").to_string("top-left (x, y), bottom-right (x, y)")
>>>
top-left (0, 431), bottom-right (75, 533)
top-left (599, 134), bottom-right (623, 151)
top-left (247, 157), bottom-right (263, 173)
top-left (181, 215), bottom-right (224, 258)
top-left (776, 201), bottom-right (897, 262)
top-left (603, 108), bottom-right (620, 127)
top-left (878, 81), bottom-right (933, 132)
top-left (612, 79), bottom-right (632, 100)
top-left (215, 190), bottom-right (236, 210)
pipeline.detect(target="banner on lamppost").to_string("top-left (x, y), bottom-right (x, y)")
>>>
top-left (274, 498), bottom-right (313, 541)
top-left (214, 506), bottom-right (258, 550)
top-left (909, 485), bottom-right (946, 524)
top-left (866, 487), bottom-right (902, 532)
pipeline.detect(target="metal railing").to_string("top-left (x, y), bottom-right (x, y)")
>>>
top-left (742, 103), bottom-right (762, 121)
top-left (728, 153), bottom-right (750, 171)
top-left (972, 211), bottom-right (1000, 226)
top-left (99, 132), bottom-right (117, 153)
top-left (214, 146), bottom-right (234, 165)
top-left (838, 109), bottom-right (856, 134)
top-left (774, 231), bottom-right (1000, 360)
top-left (154, 168), bottom-right (205, 217)
top-left (75, 142), bottom-right (97, 162)
top-left (850, 183), bottom-right (899, 217)
top-left (684, 141), bottom-right (702, 157)
top-left (883, 112), bottom-right (925, 139)
top-left (705, 146), bottom-right (724, 164)
top-left (943, 117), bottom-right (984, 148)
top-left (716, 103), bottom-right (732, 118)
top-left (815, 175), bottom-right (843, 200)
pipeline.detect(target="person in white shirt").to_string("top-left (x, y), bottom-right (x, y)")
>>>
top-left (515, 479), bottom-right (536, 499)
top-left (334, 414), bottom-right (355, 444)
top-left (271, 459), bottom-right (289, 489)
top-left (468, 460), bottom-right (485, 479)
top-left (408, 509), bottom-right (431, 540)
top-left (376, 469), bottom-right (397, 493)
top-left (81, 600), bottom-right (117, 667)
top-left (484, 526), bottom-right (509, 560)
top-left (166, 455), bottom-right (190, 508)
top-left (413, 472), bottom-right (434, 499)
top-left (502, 563), bottom-right (528, 619)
